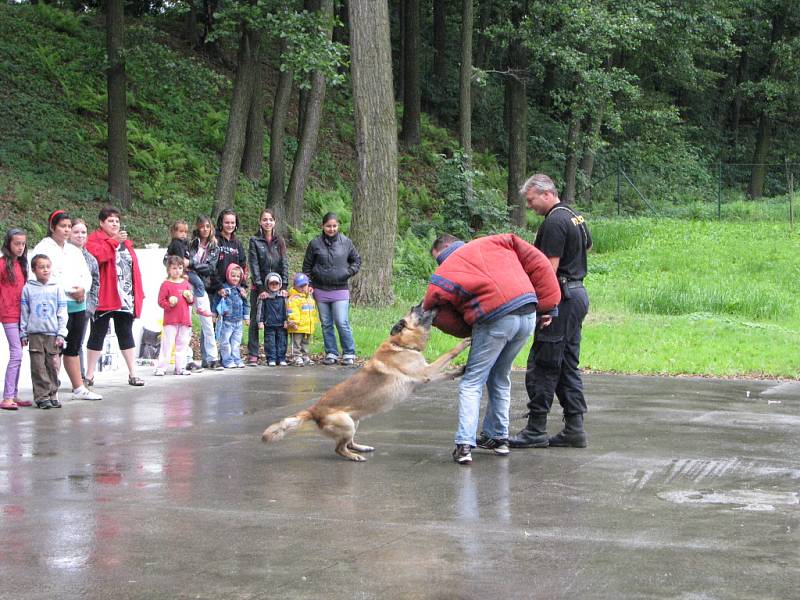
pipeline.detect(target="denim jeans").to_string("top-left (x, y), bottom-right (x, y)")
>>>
top-left (317, 300), bottom-right (355, 358)
top-left (263, 326), bottom-right (287, 363)
top-left (218, 319), bottom-right (244, 367)
top-left (455, 312), bottom-right (536, 446)
top-left (195, 294), bottom-right (218, 364)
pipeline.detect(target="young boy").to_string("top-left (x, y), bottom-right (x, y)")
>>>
top-left (20, 254), bottom-right (68, 409)
top-left (286, 272), bottom-right (317, 366)
top-left (257, 272), bottom-right (288, 366)
top-left (217, 263), bottom-right (249, 368)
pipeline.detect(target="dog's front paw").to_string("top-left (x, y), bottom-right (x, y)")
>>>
top-left (449, 365), bottom-right (466, 379)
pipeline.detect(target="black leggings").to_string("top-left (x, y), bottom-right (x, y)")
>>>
top-left (63, 310), bottom-right (88, 357)
top-left (87, 311), bottom-right (135, 351)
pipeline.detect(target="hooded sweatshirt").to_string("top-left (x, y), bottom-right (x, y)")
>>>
top-left (217, 263), bottom-right (249, 322)
top-left (20, 279), bottom-right (68, 340)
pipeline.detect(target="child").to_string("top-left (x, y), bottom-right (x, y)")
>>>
top-left (154, 256), bottom-right (195, 376)
top-left (20, 255), bottom-right (68, 409)
top-left (217, 263), bottom-right (249, 369)
top-left (166, 220), bottom-right (211, 316)
top-left (0, 229), bottom-right (31, 409)
top-left (286, 272), bottom-right (317, 366)
top-left (257, 272), bottom-right (288, 366)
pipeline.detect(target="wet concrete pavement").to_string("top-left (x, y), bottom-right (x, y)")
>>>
top-left (1, 366), bottom-right (798, 599)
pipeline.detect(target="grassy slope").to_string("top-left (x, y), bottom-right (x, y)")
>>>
top-left (2, 6), bottom-right (798, 379)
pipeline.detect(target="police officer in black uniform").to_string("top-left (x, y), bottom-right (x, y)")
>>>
top-left (510, 173), bottom-right (592, 449)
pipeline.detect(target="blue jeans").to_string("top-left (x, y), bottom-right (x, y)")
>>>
top-left (263, 326), bottom-right (287, 363)
top-left (218, 319), bottom-right (244, 367)
top-left (317, 300), bottom-right (355, 358)
top-left (455, 312), bottom-right (536, 446)
top-left (187, 271), bottom-right (205, 297)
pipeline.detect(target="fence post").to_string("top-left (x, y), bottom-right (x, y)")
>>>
top-left (717, 161), bottom-right (722, 219)
top-left (616, 162), bottom-right (621, 216)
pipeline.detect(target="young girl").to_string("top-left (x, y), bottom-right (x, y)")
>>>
top-left (154, 256), bottom-right (195, 376)
top-left (0, 229), bottom-right (30, 409)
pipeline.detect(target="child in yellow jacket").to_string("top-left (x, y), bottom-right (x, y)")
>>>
top-left (286, 273), bottom-right (317, 366)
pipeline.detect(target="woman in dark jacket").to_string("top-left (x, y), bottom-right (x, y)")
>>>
top-left (302, 212), bottom-right (361, 366)
top-left (212, 209), bottom-right (248, 298)
top-left (247, 208), bottom-right (289, 365)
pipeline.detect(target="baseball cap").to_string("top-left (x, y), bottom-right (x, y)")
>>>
top-left (293, 272), bottom-right (309, 287)
top-left (266, 272), bottom-right (282, 285)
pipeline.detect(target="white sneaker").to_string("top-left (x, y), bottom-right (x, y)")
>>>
top-left (278, 361), bottom-right (288, 366)
top-left (175, 369), bottom-right (192, 376)
top-left (154, 368), bottom-right (166, 376)
top-left (72, 387), bottom-right (102, 401)
top-left (268, 361), bottom-right (277, 367)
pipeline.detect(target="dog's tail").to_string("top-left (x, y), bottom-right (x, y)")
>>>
top-left (262, 410), bottom-right (314, 443)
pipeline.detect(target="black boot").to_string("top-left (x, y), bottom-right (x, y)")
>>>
top-left (548, 413), bottom-right (587, 448)
top-left (509, 413), bottom-right (549, 448)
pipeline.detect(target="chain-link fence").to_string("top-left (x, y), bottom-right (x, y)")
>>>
top-left (574, 162), bottom-right (799, 224)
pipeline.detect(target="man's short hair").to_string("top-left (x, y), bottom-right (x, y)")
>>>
top-left (431, 234), bottom-right (460, 254)
top-left (519, 174), bottom-right (558, 197)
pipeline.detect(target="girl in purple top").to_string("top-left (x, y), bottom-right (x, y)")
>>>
top-left (301, 213), bottom-right (361, 365)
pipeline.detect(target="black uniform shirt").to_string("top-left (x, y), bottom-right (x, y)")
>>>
top-left (534, 203), bottom-right (592, 281)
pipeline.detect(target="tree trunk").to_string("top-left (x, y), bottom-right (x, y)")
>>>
top-left (348, 0), bottom-right (398, 306)
top-left (211, 26), bottom-right (260, 218)
top-left (185, 0), bottom-right (201, 48)
top-left (432, 0), bottom-right (446, 85)
top-left (730, 46), bottom-right (748, 143)
top-left (748, 113), bottom-right (771, 199)
top-left (505, 14), bottom-right (527, 228)
top-left (106, 0), bottom-right (130, 209)
top-left (396, 0), bottom-right (404, 100)
top-left (241, 55), bottom-right (268, 181)
top-left (285, 0), bottom-right (334, 232)
top-left (267, 41), bottom-right (294, 222)
top-left (748, 9), bottom-right (784, 199)
top-left (562, 115), bottom-right (581, 204)
top-left (579, 111), bottom-right (603, 204)
top-left (459, 0), bottom-right (472, 156)
top-left (400, 0), bottom-right (421, 146)
top-left (474, 0), bottom-right (493, 68)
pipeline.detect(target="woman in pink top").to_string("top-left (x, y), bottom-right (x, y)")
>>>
top-left (0, 229), bottom-right (30, 409)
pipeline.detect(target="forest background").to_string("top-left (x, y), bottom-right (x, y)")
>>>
top-left (0, 0), bottom-right (799, 378)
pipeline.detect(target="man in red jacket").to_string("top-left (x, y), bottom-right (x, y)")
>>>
top-left (423, 233), bottom-right (560, 465)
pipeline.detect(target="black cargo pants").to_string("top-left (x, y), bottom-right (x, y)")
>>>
top-left (525, 284), bottom-right (589, 417)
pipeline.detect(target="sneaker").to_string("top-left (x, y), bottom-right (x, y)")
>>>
top-left (293, 357), bottom-right (305, 366)
top-left (154, 368), bottom-right (166, 376)
top-left (303, 357), bottom-right (313, 365)
top-left (278, 361), bottom-right (288, 366)
top-left (322, 356), bottom-right (337, 366)
top-left (246, 357), bottom-right (259, 367)
top-left (224, 364), bottom-right (237, 369)
top-left (73, 387), bottom-right (103, 401)
top-left (341, 357), bottom-right (354, 366)
top-left (210, 361), bottom-right (225, 371)
top-left (452, 444), bottom-right (473, 465)
top-left (186, 362), bottom-right (204, 373)
top-left (50, 395), bottom-right (62, 408)
top-left (36, 399), bottom-right (53, 410)
top-left (268, 361), bottom-right (277, 367)
top-left (476, 433), bottom-right (510, 456)
top-left (174, 369), bottom-right (192, 376)
top-left (236, 363), bottom-right (246, 369)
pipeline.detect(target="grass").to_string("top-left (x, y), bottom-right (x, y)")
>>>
top-left (338, 218), bottom-right (800, 379)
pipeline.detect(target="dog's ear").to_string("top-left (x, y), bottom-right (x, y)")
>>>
top-left (390, 319), bottom-right (406, 336)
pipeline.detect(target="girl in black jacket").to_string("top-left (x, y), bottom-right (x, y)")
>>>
top-left (302, 212), bottom-right (361, 365)
top-left (246, 208), bottom-right (289, 365)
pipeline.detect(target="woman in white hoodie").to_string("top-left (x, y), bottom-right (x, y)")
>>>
top-left (30, 210), bottom-right (102, 401)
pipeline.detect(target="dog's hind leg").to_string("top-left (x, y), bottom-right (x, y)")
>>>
top-left (321, 411), bottom-right (367, 461)
top-left (347, 419), bottom-right (375, 453)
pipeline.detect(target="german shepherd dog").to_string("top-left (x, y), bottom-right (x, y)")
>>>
top-left (261, 304), bottom-right (470, 461)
